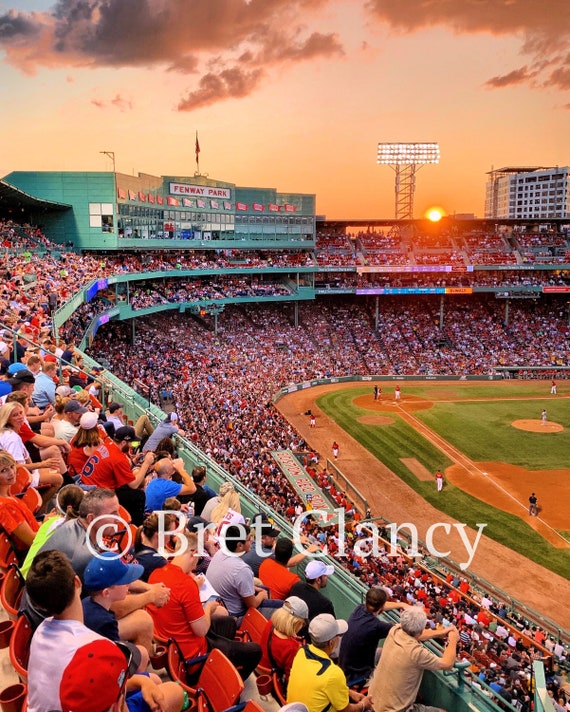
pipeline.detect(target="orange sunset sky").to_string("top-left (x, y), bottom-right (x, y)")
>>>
top-left (0, 0), bottom-right (568, 220)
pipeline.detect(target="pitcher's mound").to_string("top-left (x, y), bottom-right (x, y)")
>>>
top-left (512, 419), bottom-right (563, 433)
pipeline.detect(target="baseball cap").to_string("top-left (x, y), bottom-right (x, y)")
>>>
top-left (308, 613), bottom-right (348, 645)
top-left (186, 515), bottom-right (209, 533)
top-left (64, 400), bottom-right (87, 415)
top-left (7, 363), bottom-right (28, 375)
top-left (283, 596), bottom-right (309, 620)
top-left (84, 552), bottom-right (144, 591)
top-left (251, 512), bottom-right (280, 537)
top-left (56, 385), bottom-right (73, 397)
top-left (114, 426), bottom-right (136, 442)
top-left (59, 639), bottom-right (131, 712)
top-left (80, 411), bottom-right (99, 430)
top-left (305, 560), bottom-right (334, 580)
top-left (7, 368), bottom-right (35, 385)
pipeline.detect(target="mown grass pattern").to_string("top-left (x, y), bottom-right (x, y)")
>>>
top-left (317, 384), bottom-right (570, 579)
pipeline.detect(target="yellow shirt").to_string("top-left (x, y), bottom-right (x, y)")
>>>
top-left (287, 644), bottom-right (349, 712)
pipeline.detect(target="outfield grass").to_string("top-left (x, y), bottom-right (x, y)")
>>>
top-left (317, 385), bottom-right (570, 579)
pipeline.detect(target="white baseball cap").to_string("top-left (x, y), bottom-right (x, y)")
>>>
top-left (305, 560), bottom-right (334, 580)
top-left (283, 596), bottom-right (309, 620)
top-left (80, 412), bottom-right (99, 430)
top-left (309, 614), bottom-right (348, 644)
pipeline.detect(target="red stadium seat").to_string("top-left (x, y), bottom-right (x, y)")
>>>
top-left (9, 615), bottom-right (33, 683)
top-left (167, 643), bottom-right (244, 712)
top-left (0, 565), bottom-right (24, 620)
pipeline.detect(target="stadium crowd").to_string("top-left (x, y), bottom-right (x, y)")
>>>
top-left (0, 219), bottom-right (569, 712)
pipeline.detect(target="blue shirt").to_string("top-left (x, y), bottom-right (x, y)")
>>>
top-left (145, 477), bottom-right (182, 512)
top-left (32, 371), bottom-right (56, 408)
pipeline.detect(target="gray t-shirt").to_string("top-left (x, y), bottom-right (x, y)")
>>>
top-left (206, 550), bottom-right (255, 617)
top-left (37, 519), bottom-right (95, 580)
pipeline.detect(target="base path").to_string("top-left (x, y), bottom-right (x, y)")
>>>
top-left (275, 381), bottom-right (570, 629)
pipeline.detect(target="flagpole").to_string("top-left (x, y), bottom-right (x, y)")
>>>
top-left (195, 131), bottom-right (200, 175)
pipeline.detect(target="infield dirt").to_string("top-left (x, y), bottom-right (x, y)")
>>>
top-left (275, 380), bottom-right (570, 629)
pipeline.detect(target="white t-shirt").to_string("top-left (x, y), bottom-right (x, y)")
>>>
top-left (0, 429), bottom-right (29, 463)
top-left (28, 617), bottom-right (104, 712)
top-left (52, 419), bottom-right (79, 443)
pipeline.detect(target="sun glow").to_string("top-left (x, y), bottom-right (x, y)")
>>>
top-left (426, 207), bottom-right (445, 222)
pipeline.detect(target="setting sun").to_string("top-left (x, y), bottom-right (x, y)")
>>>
top-left (426, 207), bottom-right (445, 222)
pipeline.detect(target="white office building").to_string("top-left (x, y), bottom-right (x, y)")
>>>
top-left (485, 166), bottom-right (570, 220)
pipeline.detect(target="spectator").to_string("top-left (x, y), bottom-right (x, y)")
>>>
top-left (147, 528), bottom-right (262, 681)
top-left (31, 361), bottom-right (58, 409)
top-left (142, 412), bottom-right (184, 453)
top-left (260, 596), bottom-right (309, 686)
top-left (144, 456), bottom-right (196, 513)
top-left (206, 524), bottom-right (278, 620)
top-left (181, 464), bottom-right (214, 514)
top-left (20, 483), bottom-right (84, 577)
top-left (131, 511), bottom-right (179, 582)
top-left (259, 537), bottom-right (300, 600)
top-left (339, 587), bottom-right (409, 683)
top-left (243, 512), bottom-right (281, 577)
top-left (0, 449), bottom-right (40, 553)
top-left (289, 560), bottom-right (335, 621)
top-left (287, 613), bottom-right (372, 712)
top-left (201, 480), bottom-right (242, 526)
top-left (77, 422), bottom-right (154, 525)
top-left (368, 606), bottom-right (460, 712)
top-left (82, 551), bottom-right (150, 668)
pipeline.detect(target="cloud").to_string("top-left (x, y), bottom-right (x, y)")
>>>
top-left (485, 66), bottom-right (532, 88)
top-left (91, 93), bottom-right (133, 111)
top-left (0, 0), bottom-right (345, 106)
top-left (365, 0), bottom-right (570, 94)
top-left (177, 66), bottom-right (264, 110)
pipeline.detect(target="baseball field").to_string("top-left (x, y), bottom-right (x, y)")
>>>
top-left (275, 379), bottom-right (570, 628)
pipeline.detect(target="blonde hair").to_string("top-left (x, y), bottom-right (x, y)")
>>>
top-left (0, 402), bottom-right (25, 431)
top-left (0, 450), bottom-right (17, 469)
top-left (54, 396), bottom-right (70, 415)
top-left (270, 606), bottom-right (306, 638)
top-left (210, 490), bottom-right (241, 524)
top-left (74, 390), bottom-right (91, 405)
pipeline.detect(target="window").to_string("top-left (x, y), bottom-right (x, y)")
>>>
top-left (89, 203), bottom-right (114, 232)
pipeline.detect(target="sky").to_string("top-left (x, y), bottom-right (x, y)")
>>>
top-left (0, 0), bottom-right (568, 220)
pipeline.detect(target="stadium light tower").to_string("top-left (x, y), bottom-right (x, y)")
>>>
top-left (377, 142), bottom-right (440, 220)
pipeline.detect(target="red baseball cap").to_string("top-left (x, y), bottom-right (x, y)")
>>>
top-left (59, 639), bottom-right (130, 712)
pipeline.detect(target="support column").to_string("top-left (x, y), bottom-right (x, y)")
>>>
top-left (294, 302), bottom-right (299, 328)
top-left (439, 295), bottom-right (444, 330)
top-left (375, 296), bottom-right (379, 331)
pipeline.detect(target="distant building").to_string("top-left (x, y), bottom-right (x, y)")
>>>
top-left (1, 170), bottom-right (315, 250)
top-left (485, 166), bottom-right (570, 220)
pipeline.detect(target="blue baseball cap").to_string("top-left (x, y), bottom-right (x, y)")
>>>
top-left (84, 552), bottom-right (144, 591)
top-left (7, 362), bottom-right (28, 375)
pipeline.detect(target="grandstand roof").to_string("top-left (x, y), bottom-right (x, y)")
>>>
top-left (0, 179), bottom-right (71, 214)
